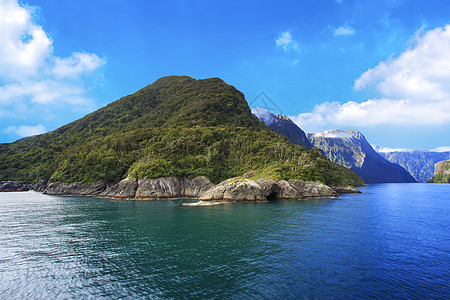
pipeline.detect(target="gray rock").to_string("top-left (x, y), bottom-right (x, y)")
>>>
top-left (256, 178), bottom-right (281, 200)
top-left (33, 179), bottom-right (48, 192)
top-left (136, 177), bottom-right (181, 199)
top-left (0, 181), bottom-right (31, 192)
top-left (100, 178), bottom-right (138, 198)
top-left (199, 178), bottom-right (266, 201)
top-left (35, 175), bottom-right (344, 202)
top-left (44, 181), bottom-right (106, 195)
top-left (277, 180), bottom-right (300, 199)
top-left (289, 180), bottom-right (337, 198)
top-left (135, 176), bottom-right (214, 199)
top-left (333, 186), bottom-right (361, 194)
top-left (182, 176), bottom-right (214, 197)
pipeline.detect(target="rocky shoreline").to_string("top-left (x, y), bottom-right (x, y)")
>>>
top-left (1, 176), bottom-right (360, 202)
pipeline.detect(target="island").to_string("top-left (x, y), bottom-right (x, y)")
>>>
top-left (0, 76), bottom-right (364, 201)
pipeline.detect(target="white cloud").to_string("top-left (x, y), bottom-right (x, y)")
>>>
top-left (334, 25), bottom-right (355, 36)
top-left (276, 31), bottom-right (299, 52)
top-left (0, 0), bottom-right (105, 135)
top-left (291, 98), bottom-right (450, 132)
top-left (0, 0), bottom-right (52, 79)
top-left (0, 79), bottom-right (88, 104)
top-left (354, 25), bottom-right (450, 101)
top-left (374, 145), bottom-right (450, 153)
top-left (4, 123), bottom-right (46, 137)
top-left (53, 52), bottom-right (105, 78)
top-left (292, 25), bottom-right (450, 134)
top-left (432, 146), bottom-right (450, 152)
top-left (372, 146), bottom-right (413, 153)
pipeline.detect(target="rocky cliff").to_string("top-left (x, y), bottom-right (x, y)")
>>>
top-left (429, 160), bottom-right (450, 183)
top-left (375, 148), bottom-right (450, 182)
top-left (307, 130), bottom-right (416, 184)
top-left (251, 107), bottom-right (313, 150)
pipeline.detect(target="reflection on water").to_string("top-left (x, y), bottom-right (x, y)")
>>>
top-left (0, 183), bottom-right (449, 299)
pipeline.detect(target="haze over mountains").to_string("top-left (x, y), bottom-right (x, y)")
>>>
top-left (374, 147), bottom-right (450, 182)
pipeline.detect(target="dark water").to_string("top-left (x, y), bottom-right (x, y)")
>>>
top-left (0, 183), bottom-right (449, 299)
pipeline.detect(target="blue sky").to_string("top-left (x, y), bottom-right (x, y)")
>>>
top-left (1, 0), bottom-right (449, 150)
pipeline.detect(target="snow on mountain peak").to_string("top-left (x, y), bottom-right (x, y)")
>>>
top-left (311, 129), bottom-right (363, 139)
top-left (251, 107), bottom-right (278, 125)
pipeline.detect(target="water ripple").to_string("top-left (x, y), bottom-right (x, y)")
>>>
top-left (0, 186), bottom-right (449, 299)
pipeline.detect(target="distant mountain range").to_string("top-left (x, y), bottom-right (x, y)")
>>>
top-left (306, 130), bottom-right (416, 184)
top-left (251, 108), bottom-right (415, 184)
top-left (374, 147), bottom-right (450, 182)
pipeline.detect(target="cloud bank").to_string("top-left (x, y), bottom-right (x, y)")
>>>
top-left (292, 25), bottom-right (450, 133)
top-left (0, 0), bottom-right (105, 137)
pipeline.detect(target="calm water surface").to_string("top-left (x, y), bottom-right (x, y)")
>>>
top-left (0, 183), bottom-right (449, 299)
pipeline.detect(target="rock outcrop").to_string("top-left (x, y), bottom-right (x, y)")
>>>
top-left (199, 178), bottom-right (266, 201)
top-left (199, 177), bottom-right (340, 201)
top-left (32, 175), bottom-right (353, 202)
top-left (99, 178), bottom-right (138, 198)
top-left (276, 180), bottom-right (338, 199)
top-left (135, 176), bottom-right (213, 199)
top-left (41, 176), bottom-right (214, 200)
top-left (0, 181), bottom-right (33, 192)
top-left (45, 181), bottom-right (106, 196)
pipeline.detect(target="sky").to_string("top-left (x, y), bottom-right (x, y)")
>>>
top-left (0, 0), bottom-right (449, 150)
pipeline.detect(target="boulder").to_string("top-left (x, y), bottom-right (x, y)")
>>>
top-left (332, 186), bottom-right (361, 194)
top-left (44, 181), bottom-right (106, 195)
top-left (181, 176), bottom-right (215, 197)
top-left (199, 178), bottom-right (266, 201)
top-left (256, 178), bottom-right (280, 200)
top-left (33, 179), bottom-right (48, 192)
top-left (289, 180), bottom-right (337, 198)
top-left (277, 180), bottom-right (300, 199)
top-left (134, 176), bottom-right (214, 199)
top-left (135, 177), bottom-right (181, 199)
top-left (100, 178), bottom-right (138, 198)
top-left (0, 181), bottom-right (31, 192)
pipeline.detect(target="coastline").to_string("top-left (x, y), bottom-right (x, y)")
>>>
top-left (0, 176), bottom-right (361, 202)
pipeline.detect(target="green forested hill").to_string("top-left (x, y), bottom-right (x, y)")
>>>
top-left (0, 76), bottom-right (363, 187)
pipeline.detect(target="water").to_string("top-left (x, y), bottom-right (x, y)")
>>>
top-left (0, 183), bottom-right (449, 299)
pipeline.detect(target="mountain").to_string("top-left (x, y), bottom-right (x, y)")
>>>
top-left (429, 160), bottom-right (450, 183)
top-left (251, 107), bottom-right (313, 149)
top-left (0, 76), bottom-right (363, 191)
top-left (306, 130), bottom-right (416, 184)
top-left (375, 148), bottom-right (450, 182)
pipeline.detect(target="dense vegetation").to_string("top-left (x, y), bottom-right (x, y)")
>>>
top-left (0, 76), bottom-right (363, 187)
